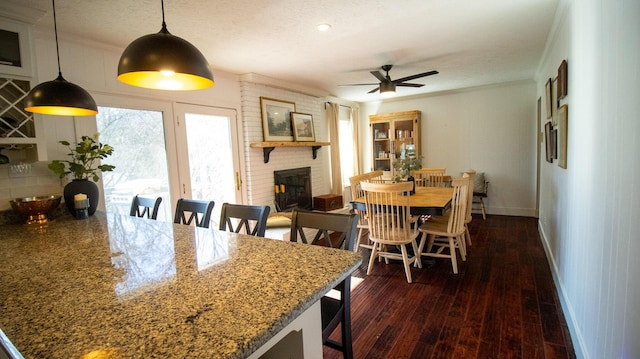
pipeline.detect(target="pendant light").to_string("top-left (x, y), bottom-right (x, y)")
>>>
top-left (24, 0), bottom-right (98, 116)
top-left (117, 0), bottom-right (214, 91)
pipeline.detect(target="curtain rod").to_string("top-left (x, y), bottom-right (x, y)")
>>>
top-left (324, 102), bottom-right (352, 109)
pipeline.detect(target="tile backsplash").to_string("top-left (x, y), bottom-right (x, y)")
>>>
top-left (0, 161), bottom-right (63, 212)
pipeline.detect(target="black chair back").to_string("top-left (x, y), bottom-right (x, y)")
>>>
top-left (173, 198), bottom-right (215, 228)
top-left (219, 203), bottom-right (270, 237)
top-left (289, 209), bottom-right (359, 359)
top-left (129, 195), bottom-right (162, 220)
top-left (289, 209), bottom-right (358, 250)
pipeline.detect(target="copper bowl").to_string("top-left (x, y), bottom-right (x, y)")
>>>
top-left (9, 195), bottom-right (62, 224)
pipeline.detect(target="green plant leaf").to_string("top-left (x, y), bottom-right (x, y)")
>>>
top-left (47, 132), bottom-right (116, 182)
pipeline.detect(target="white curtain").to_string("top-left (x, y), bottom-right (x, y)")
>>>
top-left (326, 102), bottom-right (342, 194)
top-left (350, 106), bottom-right (361, 175)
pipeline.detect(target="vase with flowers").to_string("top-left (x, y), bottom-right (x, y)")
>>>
top-left (392, 155), bottom-right (423, 194)
top-left (48, 133), bottom-right (115, 216)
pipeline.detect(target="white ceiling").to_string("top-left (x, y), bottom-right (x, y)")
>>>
top-left (3, 0), bottom-right (559, 102)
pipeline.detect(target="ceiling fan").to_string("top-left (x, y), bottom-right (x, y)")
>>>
top-left (341, 65), bottom-right (438, 96)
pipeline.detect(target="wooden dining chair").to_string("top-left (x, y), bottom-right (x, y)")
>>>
top-left (414, 167), bottom-right (446, 187)
top-left (173, 198), bottom-right (215, 228)
top-left (417, 176), bottom-right (469, 274)
top-left (361, 181), bottom-right (422, 283)
top-left (218, 203), bottom-right (270, 237)
top-left (349, 170), bottom-right (384, 250)
top-left (129, 195), bottom-right (162, 220)
top-left (463, 169), bottom-right (476, 248)
top-left (289, 209), bottom-right (359, 358)
top-left (472, 172), bottom-right (489, 220)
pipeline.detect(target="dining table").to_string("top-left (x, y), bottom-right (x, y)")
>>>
top-left (351, 185), bottom-right (454, 216)
top-left (0, 211), bottom-right (361, 358)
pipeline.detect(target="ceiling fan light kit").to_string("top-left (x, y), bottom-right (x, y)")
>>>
top-left (117, 0), bottom-right (214, 91)
top-left (380, 81), bottom-right (396, 97)
top-left (24, 0), bottom-right (98, 116)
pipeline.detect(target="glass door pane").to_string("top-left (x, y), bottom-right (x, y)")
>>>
top-left (96, 107), bottom-right (173, 221)
top-left (174, 104), bottom-right (241, 228)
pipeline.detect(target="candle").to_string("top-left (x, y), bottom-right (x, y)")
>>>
top-left (275, 185), bottom-right (280, 194)
top-left (74, 193), bottom-right (87, 201)
top-left (280, 184), bottom-right (285, 193)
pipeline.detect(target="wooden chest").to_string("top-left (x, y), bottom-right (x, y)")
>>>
top-left (313, 194), bottom-right (343, 212)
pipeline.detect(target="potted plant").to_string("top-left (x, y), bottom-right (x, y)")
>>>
top-left (392, 155), bottom-right (423, 194)
top-left (48, 133), bottom-right (115, 216)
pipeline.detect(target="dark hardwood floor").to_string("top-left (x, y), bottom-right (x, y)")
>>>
top-left (323, 215), bottom-right (576, 359)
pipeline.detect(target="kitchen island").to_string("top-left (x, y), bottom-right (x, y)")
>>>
top-left (0, 212), bottom-right (361, 358)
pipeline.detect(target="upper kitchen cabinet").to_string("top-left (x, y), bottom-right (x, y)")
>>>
top-left (0, 18), bottom-right (45, 163)
top-left (369, 110), bottom-right (421, 177)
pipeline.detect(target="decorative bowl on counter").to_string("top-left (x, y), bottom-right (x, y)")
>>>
top-left (9, 195), bottom-right (62, 225)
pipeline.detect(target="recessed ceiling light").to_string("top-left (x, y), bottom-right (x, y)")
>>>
top-left (317, 23), bottom-right (332, 31)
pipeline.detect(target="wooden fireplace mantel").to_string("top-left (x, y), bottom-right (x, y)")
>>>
top-left (250, 142), bottom-right (330, 163)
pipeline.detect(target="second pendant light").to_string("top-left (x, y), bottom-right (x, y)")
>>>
top-left (117, 0), bottom-right (214, 91)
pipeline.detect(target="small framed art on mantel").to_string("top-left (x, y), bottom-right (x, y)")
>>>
top-left (291, 112), bottom-right (315, 142)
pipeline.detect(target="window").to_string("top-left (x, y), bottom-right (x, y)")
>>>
top-left (96, 106), bottom-right (172, 221)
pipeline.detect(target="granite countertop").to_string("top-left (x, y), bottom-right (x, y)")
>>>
top-left (0, 212), bottom-right (362, 358)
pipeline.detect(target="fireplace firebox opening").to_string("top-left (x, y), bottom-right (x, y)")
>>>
top-left (274, 167), bottom-right (312, 211)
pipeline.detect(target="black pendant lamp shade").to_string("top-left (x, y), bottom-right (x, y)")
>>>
top-left (117, 2), bottom-right (214, 91)
top-left (24, 0), bottom-right (98, 116)
top-left (24, 73), bottom-right (98, 116)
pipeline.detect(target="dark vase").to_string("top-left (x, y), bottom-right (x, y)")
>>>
top-left (407, 175), bottom-right (416, 195)
top-left (63, 179), bottom-right (100, 217)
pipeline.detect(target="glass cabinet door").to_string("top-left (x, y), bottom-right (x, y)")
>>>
top-left (372, 121), bottom-right (391, 171)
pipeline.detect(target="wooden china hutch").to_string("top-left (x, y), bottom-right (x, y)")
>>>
top-left (369, 110), bottom-right (421, 178)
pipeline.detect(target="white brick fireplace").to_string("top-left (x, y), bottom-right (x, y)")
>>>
top-left (239, 82), bottom-right (331, 209)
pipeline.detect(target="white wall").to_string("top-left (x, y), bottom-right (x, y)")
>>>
top-left (360, 81), bottom-right (538, 217)
top-left (537, 1), bottom-right (640, 358)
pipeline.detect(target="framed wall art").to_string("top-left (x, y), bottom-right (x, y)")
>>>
top-left (545, 78), bottom-right (553, 119)
top-left (544, 121), bottom-right (554, 163)
top-left (260, 97), bottom-right (296, 141)
top-left (291, 112), bottom-right (315, 142)
top-left (557, 60), bottom-right (568, 100)
top-left (557, 104), bottom-right (568, 169)
top-left (551, 129), bottom-right (557, 159)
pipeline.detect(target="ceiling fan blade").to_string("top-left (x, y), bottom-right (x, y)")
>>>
top-left (396, 83), bottom-right (425, 88)
top-left (370, 70), bottom-right (387, 82)
top-left (393, 70), bottom-right (439, 84)
top-left (367, 87), bottom-right (380, 94)
top-left (338, 83), bottom-right (379, 87)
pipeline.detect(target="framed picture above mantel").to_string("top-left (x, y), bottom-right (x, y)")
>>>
top-left (260, 97), bottom-right (296, 142)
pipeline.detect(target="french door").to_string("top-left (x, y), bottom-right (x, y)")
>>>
top-left (95, 96), bottom-right (242, 224)
top-left (173, 103), bottom-right (241, 227)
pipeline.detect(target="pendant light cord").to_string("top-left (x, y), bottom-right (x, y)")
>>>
top-left (161, 0), bottom-right (167, 30)
top-left (52, 0), bottom-right (62, 76)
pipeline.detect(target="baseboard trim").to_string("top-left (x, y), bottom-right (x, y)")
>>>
top-left (482, 206), bottom-right (537, 217)
top-left (537, 220), bottom-right (587, 359)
